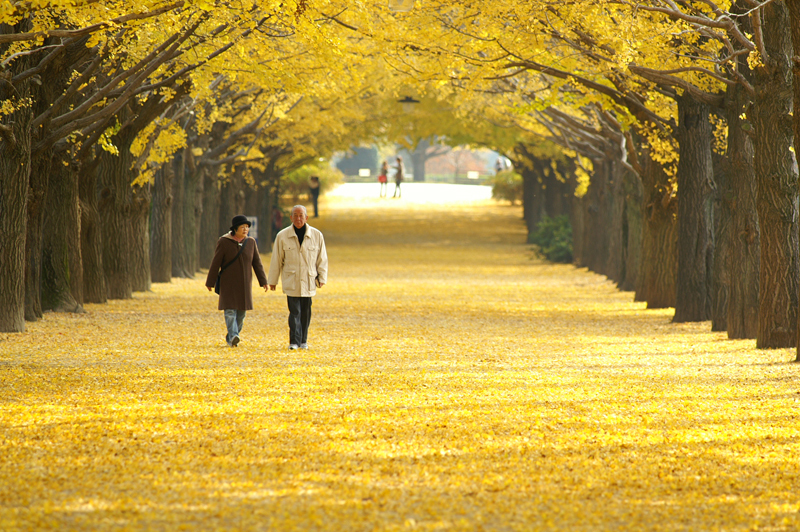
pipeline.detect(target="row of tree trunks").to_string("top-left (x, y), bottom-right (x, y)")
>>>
top-left (576, 158), bottom-right (627, 284)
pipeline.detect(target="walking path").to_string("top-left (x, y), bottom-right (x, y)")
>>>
top-left (1, 189), bottom-right (798, 531)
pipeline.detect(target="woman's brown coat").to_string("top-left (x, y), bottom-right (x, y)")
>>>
top-left (205, 235), bottom-right (268, 310)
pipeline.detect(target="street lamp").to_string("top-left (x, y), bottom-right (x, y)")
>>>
top-left (398, 95), bottom-right (420, 113)
top-left (388, 0), bottom-right (415, 12)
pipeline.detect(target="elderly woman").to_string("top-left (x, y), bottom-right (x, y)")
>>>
top-left (206, 215), bottom-right (268, 347)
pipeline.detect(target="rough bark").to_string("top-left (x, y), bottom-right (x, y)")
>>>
top-left (543, 161), bottom-right (573, 220)
top-left (752, 0), bottom-right (798, 348)
top-left (637, 149), bottom-right (677, 309)
top-left (725, 84), bottom-right (760, 339)
top-left (24, 151), bottom-right (53, 321)
top-left (673, 95), bottom-right (715, 323)
top-left (171, 150), bottom-right (191, 278)
top-left (577, 158), bottom-right (626, 283)
top-left (218, 166), bottom-right (247, 238)
top-left (620, 170), bottom-right (643, 293)
top-left (98, 140), bottom-right (134, 300)
top-left (200, 165), bottom-right (221, 266)
top-left (79, 154), bottom-right (107, 304)
top-left (711, 148), bottom-right (731, 332)
top-left (0, 72), bottom-right (32, 332)
top-left (785, 0), bottom-right (800, 357)
top-left (150, 164), bottom-right (174, 283)
top-left (603, 159), bottom-right (627, 284)
top-left (41, 156), bottom-right (84, 313)
top-left (579, 159), bottom-right (607, 274)
top-left (183, 156), bottom-right (202, 275)
top-left (130, 184), bottom-right (151, 292)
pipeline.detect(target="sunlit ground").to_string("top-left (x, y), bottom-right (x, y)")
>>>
top-left (1, 186), bottom-right (799, 531)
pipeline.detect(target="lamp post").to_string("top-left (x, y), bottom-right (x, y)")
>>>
top-left (398, 95), bottom-right (420, 113)
top-left (388, 0), bottom-right (415, 12)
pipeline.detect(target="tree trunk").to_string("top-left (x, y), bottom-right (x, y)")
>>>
top-left (42, 155), bottom-right (84, 313)
top-left (24, 151), bottom-right (53, 321)
top-left (543, 162), bottom-right (573, 219)
top-left (637, 148), bottom-right (677, 308)
top-left (711, 148), bottom-right (731, 332)
top-left (150, 164), bottom-right (174, 283)
top-left (578, 159), bottom-right (607, 273)
top-left (200, 165), bottom-right (221, 267)
top-left (726, 84), bottom-right (760, 339)
top-left (752, 0), bottom-right (798, 348)
top-left (98, 142), bottom-right (134, 300)
top-left (184, 162), bottom-right (202, 275)
top-left (603, 159), bottom-right (627, 284)
top-left (412, 139), bottom-right (428, 182)
top-left (784, 0), bottom-right (800, 358)
top-left (523, 165), bottom-right (545, 235)
top-left (0, 91), bottom-right (32, 333)
top-left (79, 155), bottom-right (107, 304)
top-left (130, 184), bottom-right (151, 292)
top-left (219, 166), bottom-right (246, 237)
top-left (171, 150), bottom-right (192, 278)
top-left (673, 95), bottom-right (715, 323)
top-left (620, 170), bottom-right (643, 292)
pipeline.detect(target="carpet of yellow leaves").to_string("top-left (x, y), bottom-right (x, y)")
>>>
top-left (2, 194), bottom-right (799, 531)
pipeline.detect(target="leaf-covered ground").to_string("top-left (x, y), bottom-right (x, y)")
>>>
top-left (2, 193), bottom-right (799, 531)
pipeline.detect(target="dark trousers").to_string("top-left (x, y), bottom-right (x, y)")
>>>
top-left (287, 296), bottom-right (312, 345)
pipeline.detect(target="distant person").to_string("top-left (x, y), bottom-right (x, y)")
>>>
top-left (495, 158), bottom-right (504, 174)
top-left (271, 206), bottom-right (283, 243)
top-left (393, 156), bottom-right (404, 198)
top-left (378, 160), bottom-right (389, 197)
top-left (309, 176), bottom-right (320, 217)
top-left (206, 215), bottom-right (268, 347)
top-left (268, 205), bottom-right (328, 350)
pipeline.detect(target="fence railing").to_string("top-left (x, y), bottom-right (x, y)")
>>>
top-left (340, 173), bottom-right (491, 186)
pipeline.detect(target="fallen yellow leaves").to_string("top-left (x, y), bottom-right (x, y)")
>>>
top-left (1, 195), bottom-right (799, 531)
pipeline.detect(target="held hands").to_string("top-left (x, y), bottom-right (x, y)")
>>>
top-left (269, 285), bottom-right (276, 291)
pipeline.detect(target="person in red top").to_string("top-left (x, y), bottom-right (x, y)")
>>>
top-left (378, 160), bottom-right (389, 197)
top-left (206, 215), bottom-right (268, 347)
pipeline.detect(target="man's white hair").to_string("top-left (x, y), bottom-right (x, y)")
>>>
top-left (292, 205), bottom-right (307, 216)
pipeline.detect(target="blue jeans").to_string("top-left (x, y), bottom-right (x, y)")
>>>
top-left (224, 309), bottom-right (246, 344)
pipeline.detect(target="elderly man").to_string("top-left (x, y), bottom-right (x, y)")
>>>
top-left (268, 205), bottom-right (328, 350)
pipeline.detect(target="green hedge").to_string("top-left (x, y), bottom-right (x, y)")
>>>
top-left (529, 215), bottom-right (573, 263)
top-left (282, 162), bottom-right (344, 202)
top-left (490, 170), bottom-right (523, 205)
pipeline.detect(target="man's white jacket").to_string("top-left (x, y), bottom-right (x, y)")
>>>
top-left (268, 224), bottom-right (328, 297)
